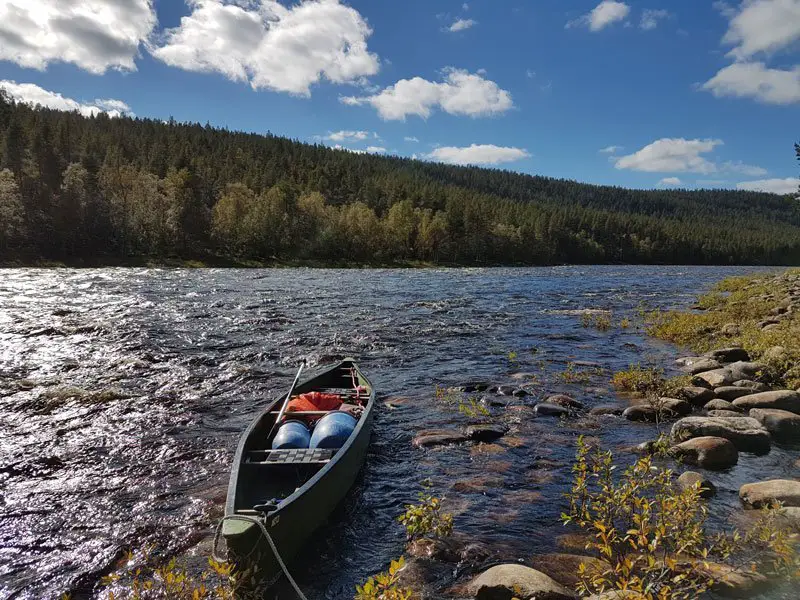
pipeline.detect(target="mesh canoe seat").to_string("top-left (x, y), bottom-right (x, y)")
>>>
top-left (245, 448), bottom-right (335, 465)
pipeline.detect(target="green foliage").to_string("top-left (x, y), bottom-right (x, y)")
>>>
top-left (457, 397), bottom-right (490, 418)
top-left (580, 311), bottom-right (612, 331)
top-left (563, 437), bottom-right (799, 600)
top-left (2, 95), bottom-right (800, 265)
top-left (354, 557), bottom-right (414, 600)
top-left (611, 364), bottom-right (665, 395)
top-left (398, 494), bottom-right (454, 541)
top-left (559, 362), bottom-right (604, 384)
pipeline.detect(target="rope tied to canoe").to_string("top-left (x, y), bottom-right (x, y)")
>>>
top-left (212, 514), bottom-right (309, 600)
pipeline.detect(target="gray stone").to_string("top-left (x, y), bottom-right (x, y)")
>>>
top-left (762, 345), bottom-right (789, 365)
top-left (682, 357), bottom-right (722, 374)
top-left (659, 397), bottom-right (692, 416)
top-left (412, 431), bottom-right (469, 448)
top-left (732, 380), bottom-right (769, 392)
top-left (720, 323), bottom-right (741, 337)
top-left (732, 390), bottom-right (800, 414)
top-left (699, 562), bottom-right (771, 598)
top-left (535, 403), bottom-right (570, 417)
top-left (713, 386), bottom-right (755, 401)
top-left (707, 409), bottom-right (747, 418)
top-left (679, 386), bottom-right (715, 407)
top-left (749, 408), bottom-right (800, 441)
top-left (705, 347), bottom-right (750, 363)
top-left (496, 385), bottom-right (516, 396)
top-left (589, 404), bottom-right (624, 416)
top-left (670, 416), bottom-right (771, 454)
top-left (726, 361), bottom-right (767, 382)
top-left (670, 436), bottom-right (738, 469)
top-left (464, 564), bottom-right (577, 600)
top-left (624, 405), bottom-right (664, 422)
top-left (546, 394), bottom-right (583, 409)
top-left (692, 368), bottom-right (735, 388)
top-left (678, 471), bottom-right (716, 498)
top-left (740, 480), bottom-right (800, 508)
top-left (704, 398), bottom-right (741, 412)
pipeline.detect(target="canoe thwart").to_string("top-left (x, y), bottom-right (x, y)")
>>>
top-left (246, 448), bottom-right (335, 465)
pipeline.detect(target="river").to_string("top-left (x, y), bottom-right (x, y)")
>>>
top-left (2, 265), bottom-right (793, 600)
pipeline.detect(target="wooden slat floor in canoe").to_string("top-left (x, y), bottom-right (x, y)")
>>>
top-left (245, 448), bottom-right (335, 465)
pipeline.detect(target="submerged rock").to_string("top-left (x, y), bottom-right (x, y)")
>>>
top-left (740, 479), bottom-right (800, 508)
top-left (546, 394), bottom-right (583, 409)
top-left (464, 564), bottom-right (577, 600)
top-left (670, 436), bottom-right (738, 470)
top-left (677, 471), bottom-right (716, 498)
top-left (412, 430), bottom-right (469, 448)
top-left (529, 554), bottom-right (609, 589)
top-left (535, 403), bottom-right (570, 417)
top-left (465, 424), bottom-right (509, 443)
top-left (748, 408), bottom-right (800, 441)
top-left (698, 562), bottom-right (771, 598)
top-left (732, 390), bottom-right (800, 414)
top-left (670, 416), bottom-right (770, 454)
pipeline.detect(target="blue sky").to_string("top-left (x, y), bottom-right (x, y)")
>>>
top-left (0, 0), bottom-right (798, 193)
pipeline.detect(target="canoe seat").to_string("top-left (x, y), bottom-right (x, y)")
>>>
top-left (245, 448), bottom-right (335, 465)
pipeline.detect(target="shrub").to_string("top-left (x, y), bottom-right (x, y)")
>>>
top-left (354, 557), bottom-right (414, 600)
top-left (398, 494), bottom-right (453, 541)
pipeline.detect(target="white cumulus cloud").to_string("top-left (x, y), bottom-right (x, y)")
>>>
top-left (722, 160), bottom-right (768, 176)
top-left (0, 0), bottom-right (156, 74)
top-left (721, 0), bottom-right (800, 60)
top-left (736, 178), bottom-right (800, 194)
top-left (702, 62), bottom-right (800, 105)
top-left (657, 177), bottom-right (682, 186)
top-left (325, 130), bottom-right (371, 142)
top-left (0, 80), bottom-right (131, 117)
top-left (567, 1), bottom-right (630, 32)
top-left (366, 146), bottom-right (386, 153)
top-left (448, 18), bottom-right (476, 32)
top-left (341, 68), bottom-right (513, 120)
top-left (151, 0), bottom-right (379, 96)
top-left (599, 145), bottom-right (623, 154)
top-left (424, 144), bottom-right (530, 166)
top-left (615, 138), bottom-right (723, 174)
top-left (640, 9), bottom-right (670, 31)
top-left (404, 136), bottom-right (419, 142)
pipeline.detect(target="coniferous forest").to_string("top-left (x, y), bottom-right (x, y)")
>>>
top-left (0, 93), bottom-right (798, 266)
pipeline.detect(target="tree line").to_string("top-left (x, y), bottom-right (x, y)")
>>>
top-left (0, 93), bottom-right (798, 266)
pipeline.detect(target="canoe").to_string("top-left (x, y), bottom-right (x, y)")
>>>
top-left (220, 358), bottom-right (375, 591)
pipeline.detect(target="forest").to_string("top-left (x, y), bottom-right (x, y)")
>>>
top-left (0, 93), bottom-right (798, 266)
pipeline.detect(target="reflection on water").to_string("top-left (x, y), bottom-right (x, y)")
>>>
top-left (0, 266), bottom-right (785, 599)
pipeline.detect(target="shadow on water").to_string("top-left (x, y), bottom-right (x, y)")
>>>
top-left (1, 265), bottom-right (791, 599)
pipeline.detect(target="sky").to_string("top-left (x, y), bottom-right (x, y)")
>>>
top-left (0, 0), bottom-right (798, 194)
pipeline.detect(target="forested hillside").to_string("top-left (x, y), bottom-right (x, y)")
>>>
top-left (0, 94), bottom-right (798, 266)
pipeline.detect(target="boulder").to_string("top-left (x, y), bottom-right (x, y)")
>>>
top-left (512, 388), bottom-right (529, 398)
top-left (713, 386), bottom-right (754, 401)
top-left (677, 471), bottom-right (716, 498)
top-left (623, 405), bottom-right (662, 422)
top-left (748, 408), bottom-right (800, 441)
top-left (705, 347), bottom-right (750, 363)
top-left (679, 386), bottom-right (715, 407)
top-left (762, 345), bottom-right (789, 365)
top-left (496, 385), bottom-right (516, 396)
top-left (412, 430), bottom-right (469, 448)
top-left (465, 424), bottom-right (509, 443)
top-left (732, 390), bottom-right (800, 414)
top-left (692, 368), bottom-right (735, 388)
top-left (464, 564), bottom-right (576, 600)
top-left (682, 357), bottom-right (722, 375)
top-left (670, 417), bottom-right (770, 454)
top-left (726, 361), bottom-right (767, 382)
top-left (546, 394), bottom-right (584, 409)
top-left (529, 554), bottom-right (608, 589)
top-left (589, 405), bottom-right (624, 416)
top-left (698, 562), bottom-right (771, 598)
top-left (669, 436), bottom-right (738, 469)
top-left (659, 397), bottom-right (692, 416)
top-left (740, 479), bottom-right (800, 508)
top-left (535, 403), bottom-right (570, 417)
top-left (732, 380), bottom-right (769, 392)
top-left (707, 409), bottom-right (747, 418)
top-left (720, 323), bottom-right (741, 337)
top-left (704, 399), bottom-right (741, 412)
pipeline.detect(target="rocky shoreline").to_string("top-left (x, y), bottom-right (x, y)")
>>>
top-left (401, 270), bottom-right (800, 600)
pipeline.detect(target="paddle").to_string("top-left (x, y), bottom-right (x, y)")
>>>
top-left (267, 359), bottom-right (307, 440)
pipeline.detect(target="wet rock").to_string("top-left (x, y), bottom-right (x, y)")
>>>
top-left (465, 424), bottom-right (509, 443)
top-left (732, 390), bottom-right (800, 414)
top-left (407, 538), bottom-right (460, 562)
top-left (705, 347), bottom-right (750, 363)
top-left (698, 562), bottom-right (771, 598)
top-left (704, 399), bottom-right (741, 412)
top-left (740, 480), bottom-right (800, 508)
top-left (471, 443), bottom-right (506, 456)
top-left (679, 386), bottom-right (715, 407)
top-left (682, 357), bottom-right (722, 375)
top-left (670, 416), bottom-right (770, 454)
top-left (623, 399), bottom-right (688, 422)
top-left (707, 409), bottom-right (746, 418)
top-left (714, 386), bottom-right (755, 401)
top-left (464, 564), bottom-right (576, 600)
top-left (555, 533), bottom-right (591, 553)
top-left (733, 380), bottom-right (769, 392)
top-left (546, 394), bottom-right (583, 409)
top-left (535, 403), bottom-right (570, 417)
top-left (677, 471), bottom-right (716, 498)
top-left (512, 388), bottom-right (529, 398)
top-left (496, 385), bottom-right (516, 396)
top-left (670, 436), bottom-right (738, 469)
top-left (452, 475), bottom-right (505, 493)
top-left (692, 368), bottom-right (735, 388)
top-left (412, 430), bottom-right (469, 448)
top-left (623, 405), bottom-right (661, 422)
top-left (510, 372), bottom-right (537, 381)
top-left (484, 396), bottom-right (510, 408)
top-left (589, 404), bottom-right (624, 416)
top-left (748, 408), bottom-right (800, 441)
top-left (529, 554), bottom-right (609, 589)
top-left (458, 381), bottom-right (491, 393)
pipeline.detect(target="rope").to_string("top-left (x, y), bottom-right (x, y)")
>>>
top-left (212, 514), bottom-right (309, 600)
